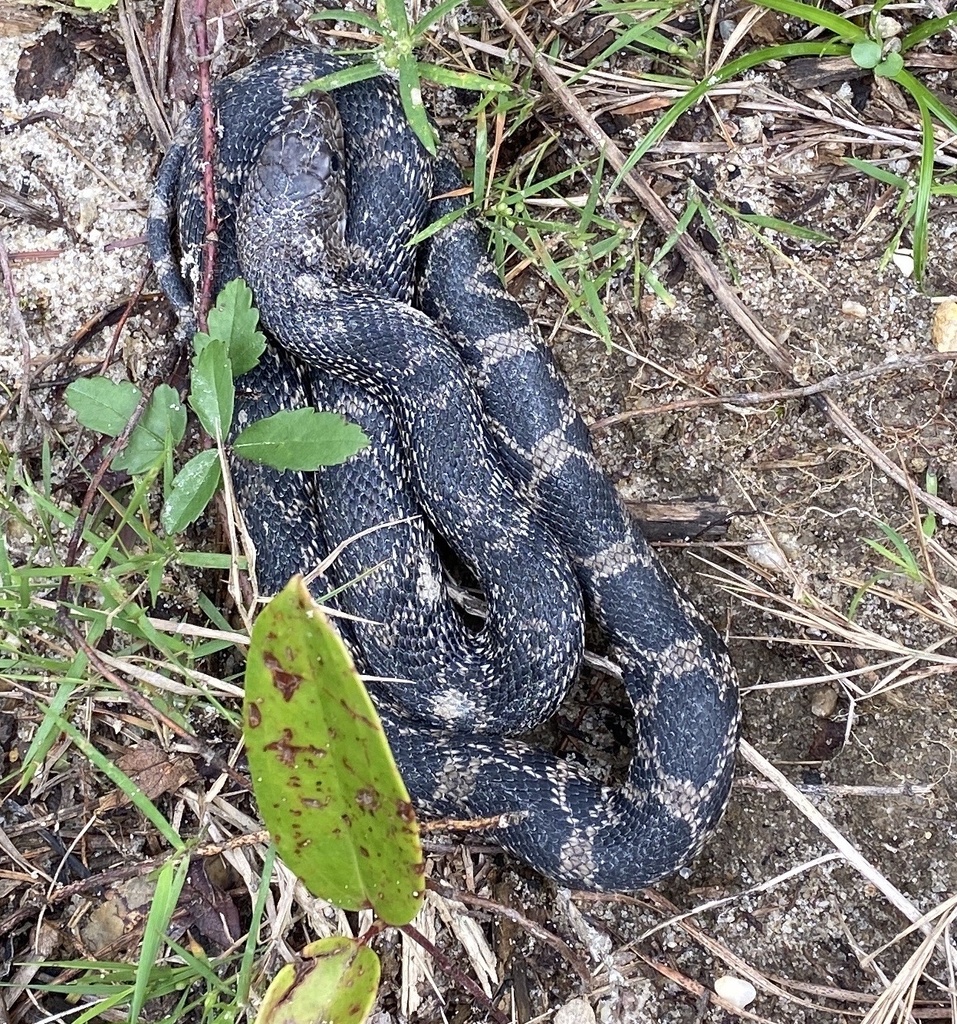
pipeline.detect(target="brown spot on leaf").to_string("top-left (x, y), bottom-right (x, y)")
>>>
top-left (339, 696), bottom-right (377, 729)
top-left (303, 796), bottom-right (331, 810)
top-left (356, 788), bottom-right (379, 812)
top-left (247, 702), bottom-right (262, 728)
top-left (264, 731), bottom-right (328, 768)
top-left (263, 652), bottom-right (302, 700)
top-left (264, 729), bottom-right (298, 767)
top-left (395, 799), bottom-right (416, 822)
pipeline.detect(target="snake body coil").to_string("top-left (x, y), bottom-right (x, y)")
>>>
top-left (148, 47), bottom-right (740, 891)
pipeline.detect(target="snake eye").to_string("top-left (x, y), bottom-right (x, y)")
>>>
top-left (308, 142), bottom-right (335, 183)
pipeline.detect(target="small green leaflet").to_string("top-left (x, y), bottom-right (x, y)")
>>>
top-left (233, 408), bottom-right (368, 470)
top-left (193, 278), bottom-right (266, 377)
top-left (65, 377), bottom-right (140, 436)
top-left (255, 937), bottom-right (380, 1024)
top-left (189, 337), bottom-right (234, 440)
top-left (160, 449), bottom-right (221, 534)
top-left (244, 578), bottom-right (425, 925)
top-left (113, 385), bottom-right (186, 475)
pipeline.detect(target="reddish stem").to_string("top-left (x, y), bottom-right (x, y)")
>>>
top-left (192, 0), bottom-right (218, 333)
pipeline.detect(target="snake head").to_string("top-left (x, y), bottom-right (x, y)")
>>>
top-left (243, 93), bottom-right (348, 247)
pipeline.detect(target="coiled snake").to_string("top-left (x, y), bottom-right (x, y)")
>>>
top-left (147, 47), bottom-right (740, 892)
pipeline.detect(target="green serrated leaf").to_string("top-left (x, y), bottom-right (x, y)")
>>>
top-left (198, 279), bottom-right (267, 376)
top-left (65, 377), bottom-right (141, 436)
top-left (113, 384), bottom-right (186, 475)
top-left (189, 338), bottom-right (234, 440)
top-left (160, 449), bottom-right (221, 534)
top-left (245, 578), bottom-right (425, 925)
top-left (256, 937), bottom-right (380, 1024)
top-left (233, 408), bottom-right (368, 470)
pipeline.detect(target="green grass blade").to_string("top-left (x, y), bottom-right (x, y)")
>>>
top-left (612, 41), bottom-right (849, 194)
top-left (418, 62), bottom-right (509, 93)
top-left (909, 88), bottom-right (934, 280)
top-left (900, 11), bottom-right (957, 51)
top-left (894, 68), bottom-right (957, 137)
top-left (310, 8), bottom-right (381, 31)
top-left (379, 0), bottom-right (413, 42)
top-left (237, 844), bottom-right (278, 1007)
top-left (749, 0), bottom-right (868, 41)
top-left (843, 156), bottom-right (909, 189)
top-left (129, 854), bottom-right (190, 1024)
top-left (397, 54), bottom-right (437, 154)
top-left (735, 211), bottom-right (836, 242)
top-left (292, 62), bottom-right (382, 99)
top-left (412, 0), bottom-right (467, 38)
top-left (472, 108), bottom-right (489, 209)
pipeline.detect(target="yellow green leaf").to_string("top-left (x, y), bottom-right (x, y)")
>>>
top-left (244, 577), bottom-right (424, 924)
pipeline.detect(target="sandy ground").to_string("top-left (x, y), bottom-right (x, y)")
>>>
top-left (2, 5), bottom-right (956, 1023)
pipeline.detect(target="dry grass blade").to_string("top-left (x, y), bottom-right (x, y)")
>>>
top-left (860, 894), bottom-right (957, 1024)
top-left (705, 550), bottom-right (957, 703)
top-left (116, 0), bottom-right (172, 149)
top-left (740, 739), bottom-right (955, 960)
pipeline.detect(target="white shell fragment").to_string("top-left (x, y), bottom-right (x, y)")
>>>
top-left (892, 250), bottom-right (915, 277)
top-left (715, 975), bottom-right (757, 1008)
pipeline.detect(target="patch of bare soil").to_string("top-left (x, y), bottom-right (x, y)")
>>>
top-left (1, 3), bottom-right (955, 1023)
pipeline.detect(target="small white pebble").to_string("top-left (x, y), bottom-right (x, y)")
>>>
top-left (554, 997), bottom-right (597, 1024)
top-left (715, 976), bottom-right (757, 1008)
top-left (892, 250), bottom-right (914, 277)
top-left (841, 300), bottom-right (867, 319)
top-left (746, 538), bottom-right (789, 572)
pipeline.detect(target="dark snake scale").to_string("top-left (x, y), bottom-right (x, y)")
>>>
top-left (147, 47), bottom-right (740, 892)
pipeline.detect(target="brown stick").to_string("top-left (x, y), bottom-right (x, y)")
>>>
top-left (400, 922), bottom-right (510, 1024)
top-left (483, 0), bottom-right (957, 525)
top-left (628, 499), bottom-right (733, 542)
top-left (192, 0), bottom-right (218, 332)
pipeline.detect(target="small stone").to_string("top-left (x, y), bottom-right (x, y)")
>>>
top-left (841, 300), bottom-right (867, 319)
top-left (554, 997), bottom-right (597, 1024)
top-left (876, 15), bottom-right (903, 38)
top-left (892, 250), bottom-right (914, 278)
top-left (746, 536), bottom-right (789, 572)
top-left (715, 975), bottom-right (757, 1008)
top-left (931, 300), bottom-right (957, 353)
top-left (810, 685), bottom-right (838, 718)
